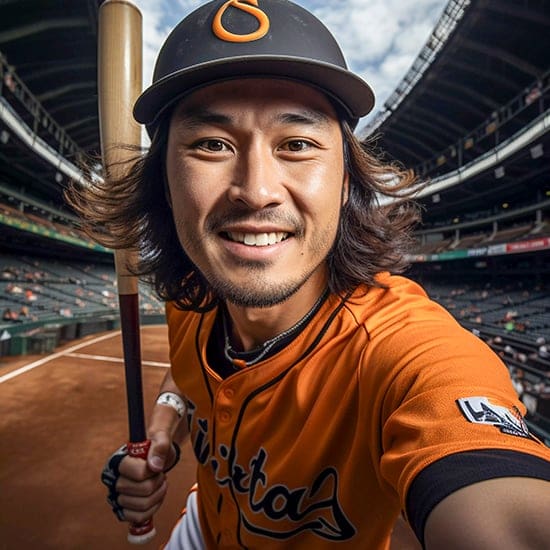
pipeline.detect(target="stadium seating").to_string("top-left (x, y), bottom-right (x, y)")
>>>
top-left (1, 0), bottom-right (548, 442)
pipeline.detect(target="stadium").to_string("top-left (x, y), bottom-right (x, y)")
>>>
top-left (0, 0), bottom-right (549, 548)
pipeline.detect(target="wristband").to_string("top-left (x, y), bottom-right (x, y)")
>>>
top-left (156, 391), bottom-right (185, 418)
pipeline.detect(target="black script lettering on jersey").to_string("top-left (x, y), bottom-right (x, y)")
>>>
top-left (185, 399), bottom-right (357, 542)
top-left (186, 400), bottom-right (210, 464)
top-left (242, 448), bottom-right (356, 540)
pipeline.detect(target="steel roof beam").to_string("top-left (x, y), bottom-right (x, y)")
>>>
top-left (63, 116), bottom-right (97, 132)
top-left (23, 62), bottom-right (96, 83)
top-left (421, 88), bottom-right (488, 119)
top-left (48, 97), bottom-right (96, 116)
top-left (460, 38), bottom-right (542, 78)
top-left (436, 80), bottom-right (500, 111)
top-left (407, 104), bottom-right (470, 135)
top-left (444, 58), bottom-right (517, 93)
top-left (387, 118), bottom-right (448, 151)
top-left (397, 112), bottom-right (459, 143)
top-left (68, 127), bottom-right (99, 144)
top-left (381, 127), bottom-right (433, 160)
top-left (37, 82), bottom-right (95, 102)
top-left (0, 18), bottom-right (88, 43)
top-left (483, 1), bottom-right (550, 27)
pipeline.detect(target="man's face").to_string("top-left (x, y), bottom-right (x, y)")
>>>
top-left (165, 79), bottom-right (348, 308)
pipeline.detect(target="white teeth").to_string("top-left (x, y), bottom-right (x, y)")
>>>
top-left (227, 231), bottom-right (288, 246)
top-left (244, 233), bottom-right (258, 245)
top-left (255, 233), bottom-right (269, 246)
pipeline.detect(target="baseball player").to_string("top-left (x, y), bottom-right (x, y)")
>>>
top-left (70, 0), bottom-right (550, 547)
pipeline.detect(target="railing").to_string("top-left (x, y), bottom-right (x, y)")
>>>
top-left (365, 0), bottom-right (472, 134)
top-left (0, 51), bottom-right (84, 159)
top-left (412, 71), bottom-right (549, 178)
top-left (374, 73), bottom-right (549, 212)
top-left (0, 50), bottom-right (106, 209)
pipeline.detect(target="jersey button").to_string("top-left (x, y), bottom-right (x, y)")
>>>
top-left (223, 387), bottom-right (234, 399)
top-left (218, 409), bottom-right (232, 423)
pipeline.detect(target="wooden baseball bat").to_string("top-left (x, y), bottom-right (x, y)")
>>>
top-left (98, 1), bottom-right (156, 544)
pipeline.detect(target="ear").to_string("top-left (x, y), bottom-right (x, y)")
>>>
top-left (341, 171), bottom-right (350, 206)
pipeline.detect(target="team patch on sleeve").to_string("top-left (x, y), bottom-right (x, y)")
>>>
top-left (456, 396), bottom-right (533, 440)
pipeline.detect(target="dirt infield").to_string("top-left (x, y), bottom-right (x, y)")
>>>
top-left (0, 325), bottom-right (420, 549)
top-left (0, 326), bottom-right (196, 550)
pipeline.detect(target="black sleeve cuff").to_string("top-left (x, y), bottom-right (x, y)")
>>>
top-left (406, 449), bottom-right (550, 547)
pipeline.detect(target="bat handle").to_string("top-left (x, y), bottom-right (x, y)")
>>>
top-left (127, 440), bottom-right (157, 544)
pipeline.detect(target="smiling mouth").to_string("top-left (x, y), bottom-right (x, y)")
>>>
top-left (223, 231), bottom-right (290, 246)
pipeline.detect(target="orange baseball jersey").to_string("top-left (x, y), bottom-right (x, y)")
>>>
top-left (166, 274), bottom-right (550, 549)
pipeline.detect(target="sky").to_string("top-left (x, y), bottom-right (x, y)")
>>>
top-left (131, 0), bottom-right (449, 130)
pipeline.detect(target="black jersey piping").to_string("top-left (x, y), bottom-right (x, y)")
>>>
top-left (196, 312), bottom-right (215, 405)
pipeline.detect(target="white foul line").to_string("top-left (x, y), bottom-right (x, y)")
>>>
top-left (67, 352), bottom-right (169, 368)
top-left (0, 331), bottom-right (121, 385)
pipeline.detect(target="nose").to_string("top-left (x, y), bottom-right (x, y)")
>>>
top-left (227, 144), bottom-right (285, 210)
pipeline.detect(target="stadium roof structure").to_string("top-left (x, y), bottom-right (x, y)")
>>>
top-left (0, 0), bottom-right (548, 236)
top-left (366, 0), bottom-right (550, 229)
top-left (0, 0), bottom-right (100, 206)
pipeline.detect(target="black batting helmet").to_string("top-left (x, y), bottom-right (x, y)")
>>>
top-left (133, 0), bottom-right (375, 134)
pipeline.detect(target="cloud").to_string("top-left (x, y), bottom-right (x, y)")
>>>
top-left (306, 0), bottom-right (447, 118)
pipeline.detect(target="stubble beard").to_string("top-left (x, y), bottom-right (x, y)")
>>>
top-left (207, 260), bottom-right (316, 308)
top-left (182, 209), bottom-right (338, 308)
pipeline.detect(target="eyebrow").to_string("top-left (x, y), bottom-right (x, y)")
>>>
top-left (274, 109), bottom-right (332, 127)
top-left (172, 106), bottom-right (332, 130)
top-left (172, 107), bottom-right (233, 130)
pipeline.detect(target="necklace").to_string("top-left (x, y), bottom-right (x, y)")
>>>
top-left (222, 289), bottom-right (329, 368)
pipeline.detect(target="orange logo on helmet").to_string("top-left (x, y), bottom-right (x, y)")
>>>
top-left (213, 0), bottom-right (270, 43)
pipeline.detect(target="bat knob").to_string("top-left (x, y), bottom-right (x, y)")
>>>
top-left (128, 520), bottom-right (156, 544)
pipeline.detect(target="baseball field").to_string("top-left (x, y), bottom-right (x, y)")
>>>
top-left (0, 325), bottom-right (420, 549)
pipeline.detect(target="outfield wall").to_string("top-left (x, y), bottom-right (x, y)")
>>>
top-left (0, 312), bottom-right (165, 356)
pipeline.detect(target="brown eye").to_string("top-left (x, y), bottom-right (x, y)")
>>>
top-left (283, 140), bottom-right (311, 152)
top-left (197, 139), bottom-right (229, 152)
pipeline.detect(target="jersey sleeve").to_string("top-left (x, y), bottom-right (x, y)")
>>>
top-left (406, 448), bottom-right (550, 545)
top-left (364, 288), bottom-right (550, 538)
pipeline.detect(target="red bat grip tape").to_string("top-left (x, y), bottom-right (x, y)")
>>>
top-left (127, 440), bottom-right (157, 544)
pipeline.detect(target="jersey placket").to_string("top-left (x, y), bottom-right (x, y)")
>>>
top-left (210, 379), bottom-right (242, 547)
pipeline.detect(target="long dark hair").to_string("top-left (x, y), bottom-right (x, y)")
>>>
top-left (66, 117), bottom-right (420, 312)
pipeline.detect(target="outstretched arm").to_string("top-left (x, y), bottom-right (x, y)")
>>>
top-left (424, 476), bottom-right (550, 549)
